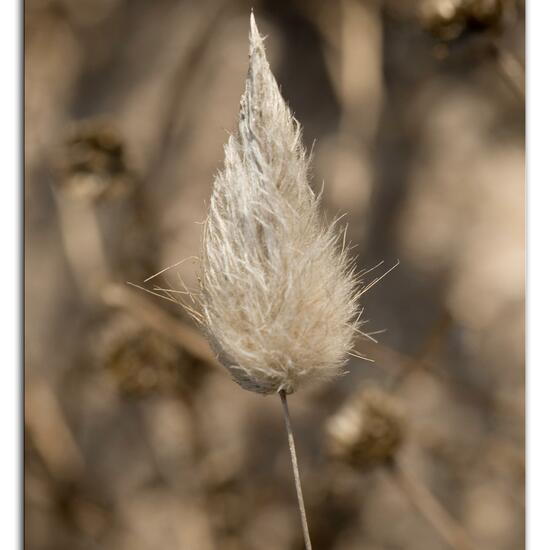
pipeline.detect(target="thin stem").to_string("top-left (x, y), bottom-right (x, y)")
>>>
top-left (389, 457), bottom-right (477, 550)
top-left (279, 390), bottom-right (313, 550)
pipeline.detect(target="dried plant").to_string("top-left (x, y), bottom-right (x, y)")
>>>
top-left (196, 12), bottom-right (369, 549)
top-left (419, 0), bottom-right (504, 41)
top-left (326, 384), bottom-right (405, 469)
top-left (198, 13), bottom-right (362, 396)
top-left (53, 120), bottom-right (135, 202)
top-left (326, 385), bottom-right (478, 550)
top-left (96, 313), bottom-right (193, 398)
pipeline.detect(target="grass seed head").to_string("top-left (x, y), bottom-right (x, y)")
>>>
top-left (198, 13), bottom-right (362, 394)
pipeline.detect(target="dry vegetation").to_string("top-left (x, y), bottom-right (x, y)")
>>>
top-left (25, 1), bottom-right (524, 549)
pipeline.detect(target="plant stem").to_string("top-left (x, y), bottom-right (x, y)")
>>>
top-left (389, 457), bottom-right (477, 550)
top-left (279, 390), bottom-right (313, 550)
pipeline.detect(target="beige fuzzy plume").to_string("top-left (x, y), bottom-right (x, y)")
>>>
top-left (199, 13), bottom-right (361, 395)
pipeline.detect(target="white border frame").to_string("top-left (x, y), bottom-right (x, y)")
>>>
top-left (2, 1), bottom-right (545, 549)
top-left (0, 0), bottom-right (21, 548)
top-left (527, 1), bottom-right (550, 548)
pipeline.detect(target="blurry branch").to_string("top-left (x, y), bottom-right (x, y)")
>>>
top-left (311, 0), bottom-right (383, 139)
top-left (451, 36), bottom-right (525, 101)
top-left (358, 332), bottom-right (522, 419)
top-left (143, 0), bottom-right (231, 186)
top-left (337, 0), bottom-right (383, 139)
top-left (54, 193), bottom-right (111, 302)
top-left (26, 378), bottom-right (85, 480)
top-left (417, 428), bottom-right (525, 509)
top-left (387, 457), bottom-right (479, 550)
top-left (419, 428), bottom-right (525, 477)
top-left (494, 42), bottom-right (524, 100)
top-left (102, 283), bottom-right (217, 368)
top-left (386, 311), bottom-right (452, 390)
top-left (52, 131), bottom-right (218, 369)
top-left (127, 400), bottom-right (213, 509)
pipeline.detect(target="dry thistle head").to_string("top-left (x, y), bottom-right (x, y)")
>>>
top-left (198, 13), bottom-right (362, 395)
top-left (97, 314), bottom-right (203, 397)
top-left (326, 385), bottom-right (405, 469)
top-left (53, 119), bottom-right (134, 201)
top-left (420, 0), bottom-right (502, 42)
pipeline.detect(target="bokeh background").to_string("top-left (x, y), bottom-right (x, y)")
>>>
top-left (24, 1), bottom-right (525, 549)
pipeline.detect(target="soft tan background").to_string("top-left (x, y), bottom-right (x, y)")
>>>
top-left (25, 1), bottom-right (524, 549)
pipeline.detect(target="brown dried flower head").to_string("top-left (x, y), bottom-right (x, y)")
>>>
top-left (53, 120), bottom-right (134, 201)
top-left (97, 314), bottom-right (198, 397)
top-left (198, 13), bottom-right (362, 395)
top-left (326, 385), bottom-right (405, 469)
top-left (420, 0), bottom-right (503, 42)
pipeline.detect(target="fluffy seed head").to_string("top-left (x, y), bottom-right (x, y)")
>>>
top-left (199, 13), bottom-right (362, 394)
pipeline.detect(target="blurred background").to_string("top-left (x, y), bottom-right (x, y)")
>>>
top-left (24, 0), bottom-right (525, 549)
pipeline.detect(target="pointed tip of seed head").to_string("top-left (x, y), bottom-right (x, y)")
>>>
top-left (249, 9), bottom-right (264, 55)
top-left (250, 9), bottom-right (257, 32)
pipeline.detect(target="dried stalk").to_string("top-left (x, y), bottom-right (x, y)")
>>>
top-left (26, 378), bottom-right (85, 480)
top-left (143, 0), bottom-right (230, 187)
top-left (495, 43), bottom-right (524, 100)
top-left (388, 457), bottom-right (477, 550)
top-left (102, 283), bottom-right (217, 368)
top-left (54, 193), bottom-right (111, 301)
top-left (279, 390), bottom-right (313, 550)
top-left (359, 335), bottom-right (521, 418)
